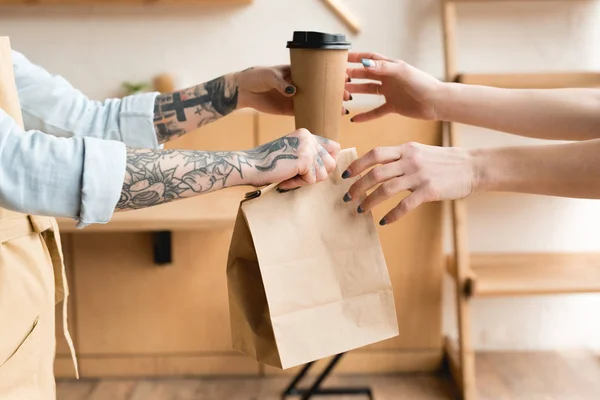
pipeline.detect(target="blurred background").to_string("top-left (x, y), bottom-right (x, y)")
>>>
top-left (2, 0), bottom-right (600, 399)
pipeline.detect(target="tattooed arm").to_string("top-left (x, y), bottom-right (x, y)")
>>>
top-left (117, 129), bottom-right (340, 211)
top-left (153, 67), bottom-right (300, 143)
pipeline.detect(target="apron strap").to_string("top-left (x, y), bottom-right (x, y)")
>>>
top-left (32, 216), bottom-right (80, 379)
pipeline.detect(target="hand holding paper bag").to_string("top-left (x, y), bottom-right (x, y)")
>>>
top-left (227, 148), bottom-right (399, 370)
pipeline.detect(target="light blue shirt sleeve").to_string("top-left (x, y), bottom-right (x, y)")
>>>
top-left (0, 51), bottom-right (161, 228)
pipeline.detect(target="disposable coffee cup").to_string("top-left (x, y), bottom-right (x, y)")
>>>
top-left (287, 31), bottom-right (351, 141)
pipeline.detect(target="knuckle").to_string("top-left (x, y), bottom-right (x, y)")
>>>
top-left (406, 155), bottom-right (420, 169)
top-left (268, 68), bottom-right (281, 80)
top-left (396, 59), bottom-right (408, 71)
top-left (399, 201), bottom-right (410, 212)
top-left (370, 167), bottom-right (383, 181)
top-left (380, 181), bottom-right (394, 197)
top-left (404, 141), bottom-right (419, 151)
top-left (296, 128), bottom-right (311, 137)
top-left (369, 147), bottom-right (383, 162)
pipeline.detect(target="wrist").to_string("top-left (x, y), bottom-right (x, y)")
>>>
top-left (469, 147), bottom-right (499, 194)
top-left (433, 82), bottom-right (461, 122)
top-left (233, 71), bottom-right (250, 110)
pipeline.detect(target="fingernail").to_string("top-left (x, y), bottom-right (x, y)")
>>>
top-left (349, 94), bottom-right (353, 101)
top-left (357, 205), bottom-right (364, 214)
top-left (341, 170), bottom-right (351, 179)
top-left (379, 218), bottom-right (387, 226)
top-left (345, 109), bottom-right (350, 115)
top-left (276, 187), bottom-right (299, 193)
top-left (362, 58), bottom-right (375, 68)
top-left (285, 86), bottom-right (296, 94)
top-left (347, 77), bottom-right (351, 83)
top-left (350, 117), bottom-right (355, 123)
top-left (343, 193), bottom-right (352, 202)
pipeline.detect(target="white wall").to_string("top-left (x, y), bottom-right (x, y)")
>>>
top-left (2, 0), bottom-right (600, 351)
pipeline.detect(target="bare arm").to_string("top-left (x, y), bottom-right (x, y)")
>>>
top-left (473, 139), bottom-right (600, 198)
top-left (346, 53), bottom-right (600, 141)
top-left (436, 84), bottom-right (600, 141)
top-left (343, 139), bottom-right (600, 225)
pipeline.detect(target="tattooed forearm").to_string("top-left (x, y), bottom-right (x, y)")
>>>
top-left (153, 74), bottom-right (239, 143)
top-left (116, 136), bottom-right (299, 211)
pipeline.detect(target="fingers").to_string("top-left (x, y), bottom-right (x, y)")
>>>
top-left (380, 191), bottom-right (425, 226)
top-left (314, 153), bottom-right (328, 182)
top-left (266, 68), bottom-right (296, 97)
top-left (342, 146), bottom-right (402, 179)
top-left (318, 145), bottom-right (336, 173)
top-left (277, 176), bottom-right (308, 191)
top-left (347, 67), bottom-right (380, 81)
top-left (301, 163), bottom-right (318, 185)
top-left (276, 138), bottom-right (337, 192)
top-left (346, 82), bottom-right (381, 95)
top-left (347, 55), bottom-right (404, 80)
top-left (348, 52), bottom-right (396, 63)
top-left (358, 176), bottom-right (416, 214)
top-left (350, 104), bottom-right (391, 123)
top-left (317, 136), bottom-right (341, 160)
top-left (345, 161), bottom-right (403, 202)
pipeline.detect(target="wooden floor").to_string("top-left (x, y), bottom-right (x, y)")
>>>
top-left (57, 351), bottom-right (600, 400)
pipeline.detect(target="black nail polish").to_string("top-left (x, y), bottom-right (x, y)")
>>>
top-left (285, 86), bottom-right (296, 95)
top-left (277, 187), bottom-right (299, 193)
top-left (350, 117), bottom-right (355, 123)
top-left (349, 94), bottom-right (353, 101)
top-left (345, 109), bottom-right (350, 115)
top-left (341, 170), bottom-right (351, 179)
top-left (347, 77), bottom-right (351, 83)
top-left (379, 218), bottom-right (387, 226)
top-left (343, 193), bottom-right (352, 202)
top-left (357, 205), bottom-right (364, 214)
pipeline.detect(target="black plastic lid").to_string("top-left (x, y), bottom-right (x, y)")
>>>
top-left (287, 31), bottom-right (351, 50)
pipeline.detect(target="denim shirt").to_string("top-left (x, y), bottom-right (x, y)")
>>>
top-left (0, 50), bottom-right (160, 228)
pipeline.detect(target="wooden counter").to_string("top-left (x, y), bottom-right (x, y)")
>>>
top-left (54, 111), bottom-right (445, 378)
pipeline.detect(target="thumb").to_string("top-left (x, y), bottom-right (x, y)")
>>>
top-left (265, 68), bottom-right (296, 97)
top-left (361, 58), bottom-right (394, 77)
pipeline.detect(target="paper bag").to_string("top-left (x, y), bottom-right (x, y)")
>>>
top-left (226, 148), bottom-right (399, 369)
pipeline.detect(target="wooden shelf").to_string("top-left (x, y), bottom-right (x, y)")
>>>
top-left (456, 72), bottom-right (600, 89)
top-left (447, 253), bottom-right (600, 297)
top-left (447, 0), bottom-right (574, 3)
top-left (56, 187), bottom-right (249, 233)
top-left (0, 0), bottom-right (252, 5)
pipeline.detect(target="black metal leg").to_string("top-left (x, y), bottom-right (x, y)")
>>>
top-left (281, 353), bottom-right (373, 400)
top-left (281, 361), bottom-right (315, 399)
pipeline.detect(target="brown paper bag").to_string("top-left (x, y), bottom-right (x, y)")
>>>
top-left (227, 148), bottom-right (399, 369)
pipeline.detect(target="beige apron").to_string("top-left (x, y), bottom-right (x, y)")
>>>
top-left (0, 209), bottom-right (78, 400)
top-left (1, 36), bottom-right (77, 400)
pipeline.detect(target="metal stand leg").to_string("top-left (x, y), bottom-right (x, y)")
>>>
top-left (281, 353), bottom-right (373, 400)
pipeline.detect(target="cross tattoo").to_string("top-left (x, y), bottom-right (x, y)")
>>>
top-left (159, 92), bottom-right (212, 122)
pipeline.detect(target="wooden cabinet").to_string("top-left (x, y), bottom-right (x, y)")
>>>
top-left (56, 111), bottom-right (444, 378)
